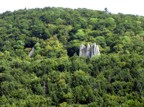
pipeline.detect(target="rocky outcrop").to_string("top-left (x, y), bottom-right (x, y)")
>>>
top-left (79, 43), bottom-right (100, 58)
top-left (79, 44), bottom-right (86, 57)
top-left (86, 44), bottom-right (91, 58)
top-left (28, 47), bottom-right (35, 57)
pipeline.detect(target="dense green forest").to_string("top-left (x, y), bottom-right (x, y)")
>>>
top-left (0, 7), bottom-right (144, 107)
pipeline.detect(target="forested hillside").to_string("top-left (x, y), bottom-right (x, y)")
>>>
top-left (0, 7), bottom-right (144, 107)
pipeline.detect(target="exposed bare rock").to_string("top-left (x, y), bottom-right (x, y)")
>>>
top-left (91, 43), bottom-right (100, 57)
top-left (96, 45), bottom-right (100, 55)
top-left (79, 44), bottom-right (86, 57)
top-left (28, 47), bottom-right (35, 57)
top-left (79, 43), bottom-right (100, 58)
top-left (86, 43), bottom-right (91, 58)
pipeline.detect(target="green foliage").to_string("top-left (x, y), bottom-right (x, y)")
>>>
top-left (0, 7), bottom-right (144, 106)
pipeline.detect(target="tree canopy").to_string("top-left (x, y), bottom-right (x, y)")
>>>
top-left (0, 7), bottom-right (144, 106)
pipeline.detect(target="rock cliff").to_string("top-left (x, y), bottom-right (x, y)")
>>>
top-left (79, 43), bottom-right (100, 58)
top-left (28, 47), bottom-right (35, 57)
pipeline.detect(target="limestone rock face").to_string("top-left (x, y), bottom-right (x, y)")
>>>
top-left (79, 43), bottom-right (100, 58)
top-left (29, 47), bottom-right (35, 57)
top-left (79, 44), bottom-right (86, 57)
top-left (86, 43), bottom-right (91, 58)
top-left (96, 45), bottom-right (100, 55)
